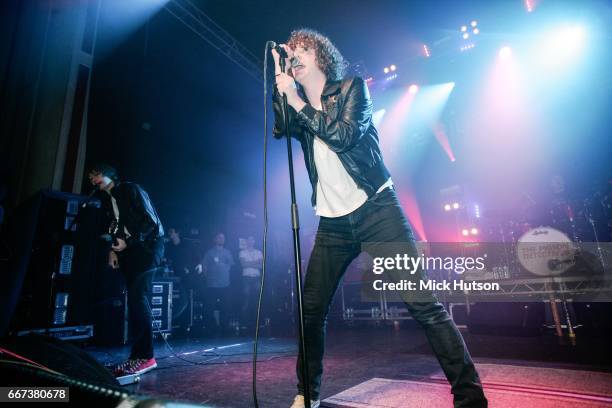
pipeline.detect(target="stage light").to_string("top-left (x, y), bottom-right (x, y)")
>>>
top-left (460, 43), bottom-right (475, 52)
top-left (550, 26), bottom-right (585, 54)
top-left (461, 25), bottom-right (467, 32)
top-left (423, 44), bottom-right (430, 58)
top-left (561, 26), bottom-right (585, 46)
top-left (473, 28), bottom-right (480, 35)
top-left (97, 1), bottom-right (171, 58)
top-left (471, 20), bottom-right (478, 27)
top-left (444, 204), bottom-right (452, 212)
top-left (383, 67), bottom-right (389, 74)
top-left (462, 33), bottom-right (469, 40)
top-left (408, 84), bottom-right (419, 94)
top-left (474, 204), bottom-right (481, 218)
top-left (536, 25), bottom-right (586, 70)
top-left (525, 0), bottom-right (536, 13)
top-left (389, 64), bottom-right (397, 71)
top-left (471, 228), bottom-right (479, 235)
top-left (432, 119), bottom-right (456, 163)
top-left (498, 46), bottom-right (512, 60)
top-left (462, 229), bottom-right (469, 237)
top-left (452, 202), bottom-right (460, 209)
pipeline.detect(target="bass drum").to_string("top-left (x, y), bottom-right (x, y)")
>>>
top-left (517, 227), bottom-right (576, 276)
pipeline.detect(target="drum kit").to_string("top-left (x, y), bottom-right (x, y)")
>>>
top-left (485, 180), bottom-right (612, 278)
top-left (477, 180), bottom-right (612, 341)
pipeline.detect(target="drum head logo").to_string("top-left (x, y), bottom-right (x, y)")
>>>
top-left (517, 227), bottom-right (575, 276)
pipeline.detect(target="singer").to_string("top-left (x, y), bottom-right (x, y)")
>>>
top-left (87, 164), bottom-right (165, 378)
top-left (272, 29), bottom-right (487, 408)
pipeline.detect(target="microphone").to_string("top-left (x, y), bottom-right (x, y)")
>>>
top-left (268, 41), bottom-right (287, 58)
top-left (548, 258), bottom-right (574, 271)
top-left (268, 41), bottom-right (301, 68)
top-left (81, 184), bottom-right (100, 208)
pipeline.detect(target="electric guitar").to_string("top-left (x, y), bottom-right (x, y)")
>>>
top-left (101, 217), bottom-right (120, 246)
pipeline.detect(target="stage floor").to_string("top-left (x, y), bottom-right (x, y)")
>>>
top-left (87, 325), bottom-right (612, 407)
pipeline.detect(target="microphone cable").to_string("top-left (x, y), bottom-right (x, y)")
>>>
top-left (252, 40), bottom-right (274, 408)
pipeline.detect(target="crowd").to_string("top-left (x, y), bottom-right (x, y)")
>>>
top-left (163, 228), bottom-right (263, 335)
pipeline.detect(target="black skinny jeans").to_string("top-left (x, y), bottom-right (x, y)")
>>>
top-left (121, 239), bottom-right (164, 360)
top-left (297, 188), bottom-right (487, 407)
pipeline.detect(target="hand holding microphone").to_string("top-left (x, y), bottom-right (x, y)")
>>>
top-left (269, 42), bottom-right (292, 72)
top-left (270, 42), bottom-right (302, 74)
top-left (270, 42), bottom-right (304, 110)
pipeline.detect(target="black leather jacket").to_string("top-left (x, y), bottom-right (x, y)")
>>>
top-left (108, 182), bottom-right (164, 247)
top-left (273, 76), bottom-right (390, 207)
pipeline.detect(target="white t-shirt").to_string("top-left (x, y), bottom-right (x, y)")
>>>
top-left (313, 136), bottom-right (393, 218)
top-left (239, 248), bottom-right (263, 277)
top-left (110, 194), bottom-right (131, 238)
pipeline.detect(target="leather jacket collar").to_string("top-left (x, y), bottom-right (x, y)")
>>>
top-left (321, 80), bottom-right (342, 97)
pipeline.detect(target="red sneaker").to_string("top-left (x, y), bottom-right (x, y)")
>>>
top-left (113, 358), bottom-right (157, 377)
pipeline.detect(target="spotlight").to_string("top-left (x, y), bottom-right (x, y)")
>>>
top-left (538, 25), bottom-right (586, 67)
top-left (444, 204), bottom-right (452, 212)
top-left (471, 228), bottom-right (479, 235)
top-left (473, 28), bottom-right (480, 35)
top-left (389, 64), bottom-right (397, 71)
top-left (462, 229), bottom-right (469, 237)
top-left (474, 204), bottom-right (481, 218)
top-left (462, 33), bottom-right (469, 40)
top-left (498, 46), bottom-right (512, 59)
top-left (471, 20), bottom-right (478, 27)
top-left (460, 43), bottom-right (475, 52)
top-left (461, 25), bottom-right (467, 32)
top-left (552, 26), bottom-right (586, 52)
top-left (408, 84), bottom-right (419, 94)
top-left (423, 44), bottom-right (430, 58)
top-left (452, 202), bottom-right (460, 209)
top-left (383, 67), bottom-right (389, 74)
top-left (385, 74), bottom-right (398, 81)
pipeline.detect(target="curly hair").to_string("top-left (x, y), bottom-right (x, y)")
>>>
top-left (287, 28), bottom-right (348, 81)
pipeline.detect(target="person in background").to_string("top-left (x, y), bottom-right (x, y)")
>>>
top-left (239, 236), bottom-right (263, 329)
top-left (165, 228), bottom-right (193, 278)
top-left (198, 232), bottom-right (234, 334)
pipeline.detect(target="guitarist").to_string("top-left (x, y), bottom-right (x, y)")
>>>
top-left (88, 164), bottom-right (165, 377)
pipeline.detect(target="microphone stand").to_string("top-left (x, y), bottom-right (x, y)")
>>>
top-left (278, 50), bottom-right (312, 408)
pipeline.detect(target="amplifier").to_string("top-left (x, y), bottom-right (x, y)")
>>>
top-left (7, 190), bottom-right (101, 337)
top-left (150, 281), bottom-right (172, 333)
